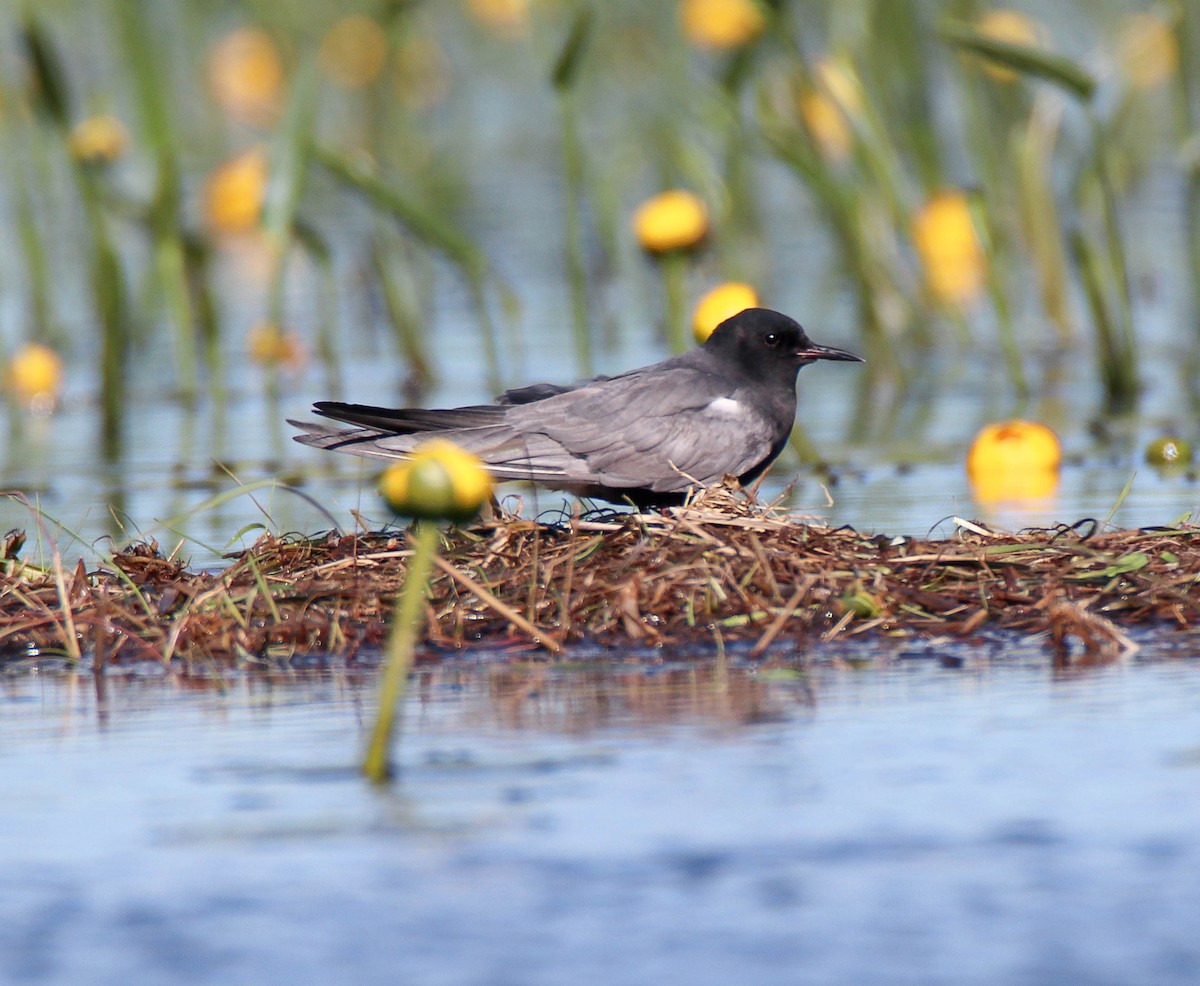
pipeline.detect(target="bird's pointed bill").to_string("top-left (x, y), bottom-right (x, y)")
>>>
top-left (794, 341), bottom-right (863, 363)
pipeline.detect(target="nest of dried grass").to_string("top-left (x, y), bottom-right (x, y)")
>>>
top-left (2, 486), bottom-right (1197, 671)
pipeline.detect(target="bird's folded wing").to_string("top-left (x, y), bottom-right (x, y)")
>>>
top-left (507, 369), bottom-right (780, 492)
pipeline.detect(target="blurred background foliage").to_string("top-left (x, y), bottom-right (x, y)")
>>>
top-left (0, 0), bottom-right (1196, 469)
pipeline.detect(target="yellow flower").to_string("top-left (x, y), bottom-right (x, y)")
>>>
top-left (967, 420), bottom-right (1061, 503)
top-left (911, 190), bottom-right (987, 307)
top-left (693, 282), bottom-right (759, 344)
top-left (394, 36), bottom-right (452, 112)
top-left (380, 439), bottom-right (494, 522)
top-left (247, 322), bottom-right (306, 371)
top-left (813, 56), bottom-right (863, 117)
top-left (1118, 13), bottom-right (1178, 90)
top-left (5, 343), bottom-right (63, 412)
top-left (204, 147), bottom-right (268, 235)
top-left (799, 89), bottom-right (852, 162)
top-left (465, 0), bottom-right (530, 39)
top-left (679, 0), bottom-right (766, 50)
top-left (68, 115), bottom-right (128, 165)
top-left (319, 15), bottom-right (389, 88)
top-left (975, 10), bottom-right (1043, 83)
top-left (208, 28), bottom-right (284, 126)
top-left (633, 190), bottom-right (709, 255)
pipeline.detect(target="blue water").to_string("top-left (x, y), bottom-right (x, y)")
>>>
top-left (3, 655), bottom-right (1199, 984)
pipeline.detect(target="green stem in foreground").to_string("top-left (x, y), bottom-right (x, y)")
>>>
top-left (363, 521), bottom-right (440, 785)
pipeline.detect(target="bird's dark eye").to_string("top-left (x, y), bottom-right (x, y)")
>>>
top-left (764, 333), bottom-right (781, 347)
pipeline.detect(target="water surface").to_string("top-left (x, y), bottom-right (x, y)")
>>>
top-left (4, 655), bottom-right (1199, 984)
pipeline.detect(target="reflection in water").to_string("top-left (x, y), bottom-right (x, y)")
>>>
top-left (33, 660), bottom-right (819, 736)
top-left (429, 662), bottom-right (816, 733)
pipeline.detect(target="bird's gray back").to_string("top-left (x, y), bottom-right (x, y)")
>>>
top-left (502, 360), bottom-right (794, 492)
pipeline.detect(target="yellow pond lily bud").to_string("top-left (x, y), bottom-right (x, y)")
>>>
top-left (208, 28), bottom-right (285, 126)
top-left (799, 89), bottom-right (853, 162)
top-left (247, 322), bottom-right (306, 371)
top-left (69, 115), bottom-right (128, 165)
top-left (693, 282), bottom-right (759, 344)
top-left (967, 420), bottom-right (1061, 503)
top-left (679, 0), bottom-right (767, 50)
top-left (633, 190), bottom-right (709, 255)
top-left (380, 440), bottom-right (494, 522)
top-left (205, 147), bottom-right (268, 235)
top-left (912, 190), bottom-right (987, 307)
top-left (6, 343), bottom-right (63, 413)
top-left (465, 0), bottom-right (531, 39)
top-left (1118, 13), bottom-right (1178, 91)
top-left (319, 15), bottom-right (389, 88)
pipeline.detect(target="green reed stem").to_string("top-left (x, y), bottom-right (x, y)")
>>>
top-left (264, 58), bottom-right (317, 328)
top-left (372, 237), bottom-right (433, 390)
top-left (1086, 109), bottom-right (1135, 377)
top-left (551, 8), bottom-right (595, 376)
top-left (363, 520), bottom-right (439, 785)
top-left (295, 223), bottom-right (343, 399)
top-left (1179, 4), bottom-right (1200, 323)
top-left (1015, 108), bottom-right (1074, 342)
top-left (312, 143), bottom-right (488, 279)
top-left (184, 238), bottom-right (225, 429)
top-left (314, 143), bottom-right (502, 389)
top-left (968, 195), bottom-right (1026, 396)
top-left (558, 87), bottom-right (593, 377)
top-left (469, 275), bottom-right (504, 394)
top-left (757, 120), bottom-right (890, 346)
top-left (69, 162), bottom-right (128, 456)
top-left (1071, 229), bottom-right (1137, 413)
top-left (113, 0), bottom-right (198, 401)
top-left (13, 171), bottom-right (53, 344)
top-left (661, 250), bottom-right (688, 354)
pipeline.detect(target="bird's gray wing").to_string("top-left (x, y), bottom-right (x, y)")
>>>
top-left (505, 366), bottom-right (786, 492)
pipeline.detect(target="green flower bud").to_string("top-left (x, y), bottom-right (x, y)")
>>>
top-left (380, 439), bottom-right (493, 522)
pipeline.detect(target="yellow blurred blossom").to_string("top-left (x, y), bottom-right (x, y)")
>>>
top-left (1117, 13), bottom-right (1178, 90)
top-left (204, 147), bottom-right (268, 235)
top-left (975, 10), bottom-right (1043, 83)
top-left (813, 56), bottom-right (863, 116)
top-left (319, 15), bottom-right (389, 88)
top-left (380, 439), bottom-right (494, 521)
top-left (5, 343), bottom-right (63, 413)
top-left (68, 115), bottom-right (128, 165)
top-left (680, 0), bottom-right (766, 50)
top-left (693, 282), bottom-right (759, 344)
top-left (208, 28), bottom-right (284, 125)
top-left (967, 420), bottom-right (1061, 503)
top-left (633, 190), bottom-right (709, 255)
top-left (799, 89), bottom-right (852, 162)
top-left (911, 190), bottom-right (987, 307)
top-left (247, 322), bottom-right (306, 371)
top-left (465, 0), bottom-right (530, 39)
top-left (394, 36), bottom-right (452, 111)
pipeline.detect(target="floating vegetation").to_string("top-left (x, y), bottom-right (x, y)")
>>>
top-left (1, 488), bottom-right (1196, 673)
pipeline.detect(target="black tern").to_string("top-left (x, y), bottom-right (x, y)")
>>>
top-left (290, 307), bottom-right (862, 507)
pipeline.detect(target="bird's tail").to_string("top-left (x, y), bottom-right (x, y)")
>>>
top-left (288, 419), bottom-right (415, 462)
top-left (312, 400), bottom-right (505, 433)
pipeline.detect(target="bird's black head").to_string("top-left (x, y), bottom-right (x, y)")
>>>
top-left (704, 308), bottom-right (863, 385)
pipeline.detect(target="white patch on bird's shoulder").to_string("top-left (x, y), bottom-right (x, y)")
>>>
top-left (705, 397), bottom-right (742, 416)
